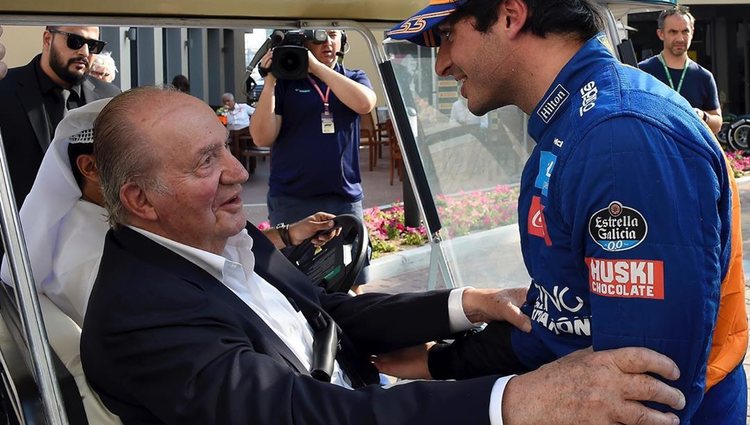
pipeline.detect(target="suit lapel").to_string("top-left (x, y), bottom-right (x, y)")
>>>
top-left (113, 227), bottom-right (311, 376)
top-left (245, 225), bottom-right (326, 318)
top-left (81, 77), bottom-right (96, 103)
top-left (198, 270), bottom-right (311, 375)
top-left (16, 60), bottom-right (51, 151)
top-left (247, 225), bottom-right (380, 388)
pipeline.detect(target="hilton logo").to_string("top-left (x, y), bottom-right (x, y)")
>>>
top-left (537, 85), bottom-right (570, 123)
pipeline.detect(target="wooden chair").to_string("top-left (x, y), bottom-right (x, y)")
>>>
top-left (238, 134), bottom-right (271, 174)
top-left (385, 119), bottom-right (403, 186)
top-left (359, 113), bottom-right (379, 171)
top-left (374, 107), bottom-right (390, 155)
top-left (228, 128), bottom-right (248, 162)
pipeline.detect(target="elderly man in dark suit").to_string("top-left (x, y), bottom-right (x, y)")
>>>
top-left (0, 25), bottom-right (120, 207)
top-left (81, 87), bottom-right (685, 425)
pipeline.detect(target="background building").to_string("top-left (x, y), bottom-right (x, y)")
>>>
top-left (1, 25), bottom-right (388, 109)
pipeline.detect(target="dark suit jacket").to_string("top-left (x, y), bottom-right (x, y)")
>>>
top-left (0, 55), bottom-right (120, 207)
top-left (81, 225), bottom-right (498, 425)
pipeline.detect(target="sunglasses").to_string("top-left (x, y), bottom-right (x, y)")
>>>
top-left (48, 29), bottom-right (106, 54)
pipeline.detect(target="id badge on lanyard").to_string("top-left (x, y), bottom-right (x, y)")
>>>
top-left (309, 77), bottom-right (334, 134)
top-left (321, 103), bottom-right (335, 134)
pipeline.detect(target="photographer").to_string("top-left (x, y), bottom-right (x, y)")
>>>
top-left (251, 29), bottom-right (376, 293)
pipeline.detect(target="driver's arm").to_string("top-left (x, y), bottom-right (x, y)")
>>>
top-left (262, 212), bottom-right (336, 249)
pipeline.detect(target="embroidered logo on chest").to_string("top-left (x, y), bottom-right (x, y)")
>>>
top-left (537, 84), bottom-right (569, 123)
top-left (579, 81), bottom-right (598, 117)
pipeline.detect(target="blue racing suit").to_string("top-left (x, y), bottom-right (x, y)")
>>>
top-left (506, 35), bottom-right (746, 424)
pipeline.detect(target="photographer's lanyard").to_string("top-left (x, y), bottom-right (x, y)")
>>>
top-left (308, 77), bottom-right (334, 134)
top-left (658, 53), bottom-right (689, 94)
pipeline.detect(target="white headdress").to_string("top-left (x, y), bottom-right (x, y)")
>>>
top-left (1, 98), bottom-right (112, 289)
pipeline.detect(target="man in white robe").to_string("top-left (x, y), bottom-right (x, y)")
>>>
top-left (2, 98), bottom-right (111, 326)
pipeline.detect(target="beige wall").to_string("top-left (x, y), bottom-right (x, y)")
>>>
top-left (2, 26), bottom-right (44, 68)
top-left (344, 25), bottom-right (389, 108)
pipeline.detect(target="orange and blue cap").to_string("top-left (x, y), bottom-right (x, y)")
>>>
top-left (387, 0), bottom-right (468, 47)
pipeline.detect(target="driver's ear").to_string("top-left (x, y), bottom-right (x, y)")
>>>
top-left (500, 0), bottom-right (528, 38)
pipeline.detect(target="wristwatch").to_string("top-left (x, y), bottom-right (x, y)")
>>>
top-left (702, 110), bottom-right (710, 124)
top-left (275, 223), bottom-right (293, 247)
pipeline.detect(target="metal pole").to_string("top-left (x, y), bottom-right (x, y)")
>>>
top-left (0, 130), bottom-right (69, 425)
top-left (361, 36), bottom-right (457, 289)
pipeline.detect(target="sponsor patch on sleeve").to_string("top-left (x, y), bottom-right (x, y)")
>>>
top-left (588, 201), bottom-right (647, 252)
top-left (586, 257), bottom-right (664, 300)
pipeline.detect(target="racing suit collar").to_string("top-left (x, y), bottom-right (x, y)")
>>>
top-left (528, 33), bottom-right (618, 142)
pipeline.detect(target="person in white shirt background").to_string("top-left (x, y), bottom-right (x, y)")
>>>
top-left (221, 92), bottom-right (255, 162)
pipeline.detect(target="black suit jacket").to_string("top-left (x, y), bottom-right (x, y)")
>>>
top-left (0, 55), bottom-right (120, 207)
top-left (81, 225), bottom-right (498, 425)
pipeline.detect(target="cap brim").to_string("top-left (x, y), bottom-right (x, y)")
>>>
top-left (386, 0), bottom-right (465, 47)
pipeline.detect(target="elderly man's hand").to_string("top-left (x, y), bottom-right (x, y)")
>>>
top-left (462, 287), bottom-right (531, 332)
top-left (288, 212), bottom-right (339, 247)
top-left (503, 347), bottom-right (684, 425)
top-left (0, 26), bottom-right (7, 80)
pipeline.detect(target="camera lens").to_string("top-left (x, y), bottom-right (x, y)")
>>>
top-left (271, 46), bottom-right (309, 80)
top-left (279, 52), bottom-right (302, 72)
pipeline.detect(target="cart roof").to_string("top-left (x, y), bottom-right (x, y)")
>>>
top-left (0, 0), bottom-right (677, 23)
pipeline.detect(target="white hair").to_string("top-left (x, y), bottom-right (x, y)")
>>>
top-left (91, 51), bottom-right (118, 74)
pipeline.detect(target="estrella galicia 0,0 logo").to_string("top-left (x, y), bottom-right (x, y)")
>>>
top-left (588, 201), bottom-right (647, 252)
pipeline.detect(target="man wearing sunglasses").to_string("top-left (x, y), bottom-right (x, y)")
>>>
top-left (0, 25), bottom-right (120, 209)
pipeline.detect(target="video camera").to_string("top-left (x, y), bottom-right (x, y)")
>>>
top-left (260, 29), bottom-right (330, 80)
top-left (245, 29), bottom-right (335, 100)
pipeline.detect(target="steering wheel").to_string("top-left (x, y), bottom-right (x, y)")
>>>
top-left (285, 214), bottom-right (368, 294)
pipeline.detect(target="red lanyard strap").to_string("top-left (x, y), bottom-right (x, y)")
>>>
top-left (308, 77), bottom-right (331, 108)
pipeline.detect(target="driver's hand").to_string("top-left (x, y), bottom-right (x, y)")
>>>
top-left (289, 212), bottom-right (339, 246)
top-left (372, 342), bottom-right (435, 380)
